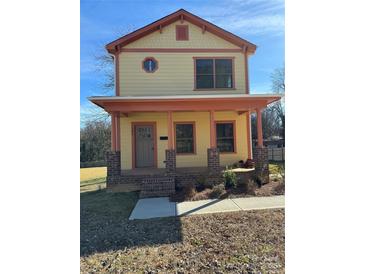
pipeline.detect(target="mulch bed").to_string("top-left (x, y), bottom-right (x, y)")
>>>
top-left (171, 180), bottom-right (285, 202)
top-left (81, 208), bottom-right (284, 273)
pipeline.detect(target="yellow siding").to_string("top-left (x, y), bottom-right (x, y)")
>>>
top-left (119, 52), bottom-right (246, 96)
top-left (124, 22), bottom-right (241, 49)
top-left (119, 111), bottom-right (249, 170)
top-left (118, 21), bottom-right (247, 96)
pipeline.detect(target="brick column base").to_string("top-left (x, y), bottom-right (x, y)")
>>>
top-left (165, 149), bottom-right (176, 175)
top-left (207, 148), bottom-right (220, 173)
top-left (253, 147), bottom-right (269, 184)
top-left (106, 151), bottom-right (121, 184)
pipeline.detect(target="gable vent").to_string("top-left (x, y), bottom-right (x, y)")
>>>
top-left (176, 25), bottom-right (189, 41)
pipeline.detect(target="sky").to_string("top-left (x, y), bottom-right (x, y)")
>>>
top-left (80, 0), bottom-right (284, 122)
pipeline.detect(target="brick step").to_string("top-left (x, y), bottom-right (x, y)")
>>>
top-left (140, 176), bottom-right (175, 198)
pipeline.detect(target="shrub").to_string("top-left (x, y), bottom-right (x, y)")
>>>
top-left (191, 189), bottom-right (211, 201)
top-left (223, 168), bottom-right (237, 189)
top-left (195, 176), bottom-right (210, 192)
top-left (243, 179), bottom-right (257, 195)
top-left (210, 184), bottom-right (225, 198)
top-left (274, 182), bottom-right (285, 195)
top-left (183, 182), bottom-right (196, 199)
top-left (243, 159), bottom-right (255, 168)
top-left (254, 176), bottom-right (263, 187)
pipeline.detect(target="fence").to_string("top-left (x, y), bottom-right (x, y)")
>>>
top-left (267, 147), bottom-right (285, 161)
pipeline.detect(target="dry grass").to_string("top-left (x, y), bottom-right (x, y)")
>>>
top-left (80, 166), bottom-right (107, 182)
top-left (80, 167), bottom-right (107, 193)
top-left (81, 189), bottom-right (285, 273)
top-left (80, 178), bottom-right (106, 193)
top-left (269, 162), bottom-right (285, 175)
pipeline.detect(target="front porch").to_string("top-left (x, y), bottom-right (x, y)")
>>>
top-left (89, 94), bottom-right (281, 196)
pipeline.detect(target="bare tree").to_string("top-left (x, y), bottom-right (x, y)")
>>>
top-left (270, 67), bottom-right (285, 139)
top-left (80, 120), bottom-right (111, 163)
top-left (81, 27), bottom-right (137, 124)
top-left (94, 26), bottom-right (136, 93)
top-left (251, 108), bottom-right (281, 141)
top-left (251, 67), bottom-right (285, 144)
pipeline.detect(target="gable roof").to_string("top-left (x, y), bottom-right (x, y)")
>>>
top-left (106, 9), bottom-right (257, 54)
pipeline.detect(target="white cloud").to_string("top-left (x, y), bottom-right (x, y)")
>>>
top-left (195, 0), bottom-right (284, 37)
top-left (218, 14), bottom-right (284, 36)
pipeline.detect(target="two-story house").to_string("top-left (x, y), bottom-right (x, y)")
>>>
top-left (89, 9), bottom-right (281, 196)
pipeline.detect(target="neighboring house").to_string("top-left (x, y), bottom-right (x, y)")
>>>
top-left (89, 9), bottom-right (281, 196)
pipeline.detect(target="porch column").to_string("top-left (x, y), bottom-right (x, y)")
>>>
top-left (253, 108), bottom-right (269, 184)
top-left (209, 110), bottom-right (216, 148)
top-left (107, 111), bottom-right (121, 186)
top-left (166, 111), bottom-right (176, 175)
top-left (208, 110), bottom-right (220, 173)
top-left (246, 111), bottom-right (252, 159)
top-left (111, 112), bottom-right (117, 152)
top-left (256, 108), bottom-right (264, 148)
top-left (167, 111), bottom-right (174, 149)
top-left (110, 112), bottom-right (120, 152)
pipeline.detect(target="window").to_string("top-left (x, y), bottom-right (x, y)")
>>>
top-left (216, 122), bottom-right (235, 153)
top-left (175, 123), bottom-right (195, 154)
top-left (195, 58), bottom-right (234, 89)
top-left (142, 57), bottom-right (158, 73)
top-left (176, 25), bottom-right (189, 40)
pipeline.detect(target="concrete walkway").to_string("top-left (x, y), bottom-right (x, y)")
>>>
top-left (129, 195), bottom-right (284, 220)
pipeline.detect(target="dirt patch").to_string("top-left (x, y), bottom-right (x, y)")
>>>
top-left (81, 209), bottom-right (284, 273)
top-left (256, 180), bottom-right (285, 196)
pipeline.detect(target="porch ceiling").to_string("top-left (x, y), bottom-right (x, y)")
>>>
top-left (88, 94), bottom-right (282, 113)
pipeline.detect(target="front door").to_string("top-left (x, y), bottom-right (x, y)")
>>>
top-left (135, 125), bottom-right (155, 168)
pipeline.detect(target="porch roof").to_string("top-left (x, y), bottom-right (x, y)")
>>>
top-left (88, 94), bottom-right (282, 113)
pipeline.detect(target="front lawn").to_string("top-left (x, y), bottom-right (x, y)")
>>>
top-left (80, 166), bottom-right (106, 181)
top-left (80, 167), bottom-right (107, 192)
top-left (81, 188), bottom-right (285, 273)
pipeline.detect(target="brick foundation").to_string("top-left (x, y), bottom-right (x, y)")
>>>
top-left (107, 168), bottom-right (257, 193)
top-left (165, 149), bottom-right (176, 175)
top-left (207, 148), bottom-right (220, 173)
top-left (107, 173), bottom-right (144, 189)
top-left (140, 176), bottom-right (175, 198)
top-left (253, 147), bottom-right (269, 184)
top-left (174, 169), bottom-right (223, 188)
top-left (106, 151), bottom-right (121, 184)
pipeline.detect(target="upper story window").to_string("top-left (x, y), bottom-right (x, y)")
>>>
top-left (195, 58), bottom-right (234, 89)
top-left (176, 25), bottom-right (189, 41)
top-left (142, 57), bottom-right (158, 73)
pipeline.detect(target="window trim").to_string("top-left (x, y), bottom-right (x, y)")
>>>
top-left (142, 57), bottom-right (158, 73)
top-left (193, 57), bottom-right (235, 90)
top-left (215, 120), bottom-right (236, 154)
top-left (176, 25), bottom-right (189, 41)
top-left (174, 121), bottom-right (196, 155)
